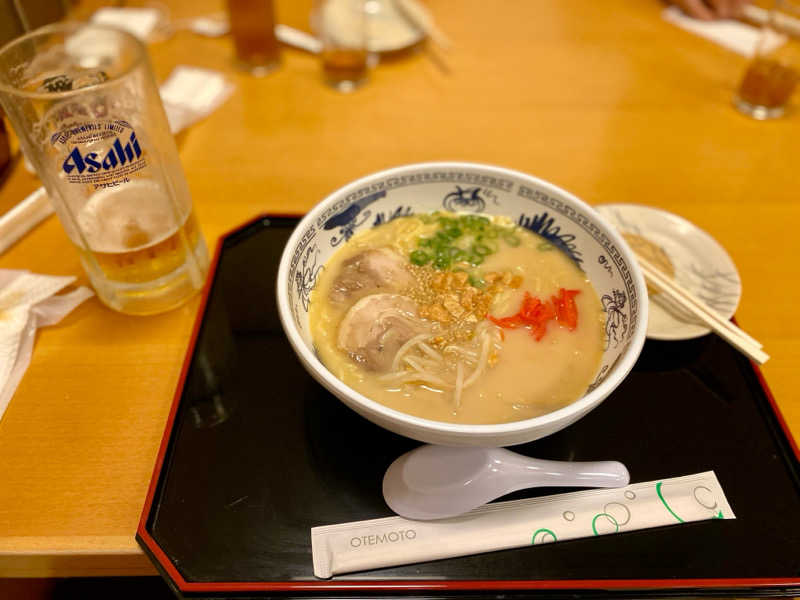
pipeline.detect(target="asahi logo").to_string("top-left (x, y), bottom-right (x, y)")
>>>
top-left (349, 529), bottom-right (416, 548)
top-left (62, 130), bottom-right (142, 175)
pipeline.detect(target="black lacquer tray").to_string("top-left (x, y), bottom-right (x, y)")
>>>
top-left (137, 215), bottom-right (800, 599)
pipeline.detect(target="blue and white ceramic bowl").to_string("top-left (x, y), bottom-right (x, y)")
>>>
top-left (277, 162), bottom-right (648, 446)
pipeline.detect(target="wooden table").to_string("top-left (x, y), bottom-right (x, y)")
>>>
top-left (0, 0), bottom-right (797, 579)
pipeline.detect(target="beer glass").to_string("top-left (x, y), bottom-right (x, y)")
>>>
top-left (226, 0), bottom-right (281, 76)
top-left (0, 23), bottom-right (209, 315)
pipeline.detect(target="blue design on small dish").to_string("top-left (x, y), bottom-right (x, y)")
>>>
top-left (688, 263), bottom-right (740, 315)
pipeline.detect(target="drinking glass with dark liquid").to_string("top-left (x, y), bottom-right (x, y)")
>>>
top-left (313, 0), bottom-right (369, 91)
top-left (226, 0), bottom-right (281, 76)
top-left (734, 0), bottom-right (800, 119)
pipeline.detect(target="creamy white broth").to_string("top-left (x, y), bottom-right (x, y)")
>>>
top-left (309, 214), bottom-right (604, 425)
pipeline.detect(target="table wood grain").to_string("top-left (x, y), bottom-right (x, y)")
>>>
top-left (0, 0), bottom-right (798, 578)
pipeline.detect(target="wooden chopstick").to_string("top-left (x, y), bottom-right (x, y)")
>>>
top-left (636, 254), bottom-right (763, 351)
top-left (634, 253), bottom-right (770, 365)
top-left (638, 255), bottom-right (762, 349)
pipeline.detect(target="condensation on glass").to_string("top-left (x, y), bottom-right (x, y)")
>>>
top-left (0, 24), bottom-right (209, 315)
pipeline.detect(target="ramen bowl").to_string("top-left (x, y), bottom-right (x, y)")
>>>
top-left (277, 162), bottom-right (648, 446)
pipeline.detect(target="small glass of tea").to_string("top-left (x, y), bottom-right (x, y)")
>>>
top-left (313, 0), bottom-right (370, 92)
top-left (734, 0), bottom-right (800, 119)
top-left (226, 0), bottom-right (281, 76)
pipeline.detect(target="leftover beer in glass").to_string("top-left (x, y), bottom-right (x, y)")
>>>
top-left (313, 0), bottom-right (369, 92)
top-left (226, 0), bottom-right (281, 76)
top-left (0, 24), bottom-right (209, 315)
top-left (734, 0), bottom-right (800, 119)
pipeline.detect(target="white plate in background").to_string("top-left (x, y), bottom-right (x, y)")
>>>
top-left (317, 0), bottom-right (425, 53)
top-left (365, 0), bottom-right (425, 52)
top-left (595, 203), bottom-right (742, 341)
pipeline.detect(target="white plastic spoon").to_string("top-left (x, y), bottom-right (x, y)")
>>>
top-left (383, 445), bottom-right (630, 520)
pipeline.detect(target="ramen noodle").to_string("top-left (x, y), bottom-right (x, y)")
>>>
top-left (309, 212), bottom-right (605, 424)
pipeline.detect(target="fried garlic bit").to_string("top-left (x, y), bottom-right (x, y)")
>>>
top-left (408, 268), bottom-right (522, 346)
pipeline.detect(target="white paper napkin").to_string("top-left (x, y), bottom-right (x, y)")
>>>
top-left (0, 270), bottom-right (93, 422)
top-left (311, 471), bottom-right (734, 578)
top-left (91, 7), bottom-right (165, 42)
top-left (181, 14), bottom-right (231, 38)
top-left (662, 6), bottom-right (785, 57)
top-left (160, 66), bottom-right (236, 134)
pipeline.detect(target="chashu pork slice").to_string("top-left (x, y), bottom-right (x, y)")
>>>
top-left (337, 293), bottom-right (427, 372)
top-left (330, 248), bottom-right (415, 303)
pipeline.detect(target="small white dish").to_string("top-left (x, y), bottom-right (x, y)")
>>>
top-left (317, 0), bottom-right (425, 53)
top-left (365, 0), bottom-right (425, 52)
top-left (595, 204), bottom-right (742, 341)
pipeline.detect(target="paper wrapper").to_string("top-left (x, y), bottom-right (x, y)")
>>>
top-left (311, 471), bottom-right (734, 578)
top-left (0, 270), bottom-right (93, 420)
top-left (91, 7), bottom-right (167, 42)
top-left (662, 6), bottom-right (785, 57)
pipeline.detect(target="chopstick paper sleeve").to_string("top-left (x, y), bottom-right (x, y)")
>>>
top-left (310, 471), bottom-right (734, 578)
top-left (0, 187), bottom-right (54, 256)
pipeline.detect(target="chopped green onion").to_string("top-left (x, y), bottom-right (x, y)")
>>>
top-left (472, 243), bottom-right (491, 256)
top-left (468, 274), bottom-right (485, 288)
top-left (410, 250), bottom-right (431, 265)
top-left (411, 213), bottom-right (513, 272)
top-left (435, 231), bottom-right (451, 244)
top-left (459, 215), bottom-right (489, 231)
top-left (433, 255), bottom-right (451, 269)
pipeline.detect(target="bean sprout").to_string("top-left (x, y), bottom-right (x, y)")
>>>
top-left (381, 322), bottom-right (504, 412)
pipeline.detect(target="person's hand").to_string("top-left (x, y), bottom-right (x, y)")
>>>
top-left (669, 0), bottom-right (749, 20)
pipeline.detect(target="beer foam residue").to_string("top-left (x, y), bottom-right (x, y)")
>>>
top-left (77, 181), bottom-right (185, 253)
